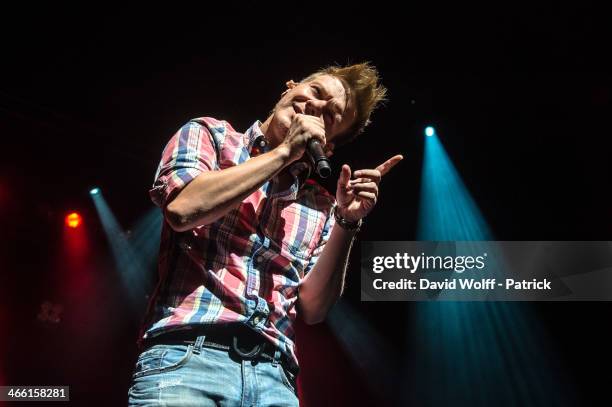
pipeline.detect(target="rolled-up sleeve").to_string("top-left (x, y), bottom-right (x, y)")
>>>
top-left (149, 121), bottom-right (217, 208)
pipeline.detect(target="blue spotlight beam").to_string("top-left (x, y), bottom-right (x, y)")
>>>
top-left (129, 207), bottom-right (163, 271)
top-left (413, 131), bottom-right (569, 406)
top-left (418, 132), bottom-right (492, 241)
top-left (91, 192), bottom-right (152, 310)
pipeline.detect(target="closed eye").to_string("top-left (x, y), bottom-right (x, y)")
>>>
top-left (311, 85), bottom-right (322, 98)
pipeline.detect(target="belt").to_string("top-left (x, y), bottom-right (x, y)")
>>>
top-left (141, 325), bottom-right (298, 377)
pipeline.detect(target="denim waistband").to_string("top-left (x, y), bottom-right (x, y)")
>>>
top-left (142, 324), bottom-right (298, 377)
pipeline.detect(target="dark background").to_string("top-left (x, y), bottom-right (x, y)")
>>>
top-left (1, 4), bottom-right (610, 406)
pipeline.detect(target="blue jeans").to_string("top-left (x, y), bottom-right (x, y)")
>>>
top-left (128, 335), bottom-right (299, 406)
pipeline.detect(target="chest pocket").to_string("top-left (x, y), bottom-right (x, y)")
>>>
top-left (263, 199), bottom-right (326, 260)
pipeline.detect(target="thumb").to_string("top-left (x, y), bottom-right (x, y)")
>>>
top-left (338, 164), bottom-right (351, 188)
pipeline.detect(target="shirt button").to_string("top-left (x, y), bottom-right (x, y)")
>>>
top-left (256, 256), bottom-right (264, 263)
top-left (253, 316), bottom-right (261, 325)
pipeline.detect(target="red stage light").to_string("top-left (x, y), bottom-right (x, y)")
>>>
top-left (65, 212), bottom-right (82, 228)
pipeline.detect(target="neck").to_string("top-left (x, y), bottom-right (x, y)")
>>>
top-left (259, 114), bottom-right (274, 145)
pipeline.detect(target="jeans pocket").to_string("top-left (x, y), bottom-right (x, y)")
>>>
top-left (277, 364), bottom-right (297, 394)
top-left (132, 344), bottom-right (193, 379)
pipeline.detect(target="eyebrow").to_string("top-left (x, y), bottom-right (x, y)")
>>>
top-left (313, 80), bottom-right (347, 116)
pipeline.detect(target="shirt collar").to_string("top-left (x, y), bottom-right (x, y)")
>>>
top-left (245, 120), bottom-right (267, 153)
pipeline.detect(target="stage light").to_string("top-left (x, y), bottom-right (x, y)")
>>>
top-left (425, 126), bottom-right (435, 137)
top-left (65, 212), bottom-right (82, 228)
top-left (91, 190), bottom-right (160, 310)
top-left (89, 187), bottom-right (100, 195)
top-left (414, 132), bottom-right (562, 406)
top-left (418, 127), bottom-right (491, 241)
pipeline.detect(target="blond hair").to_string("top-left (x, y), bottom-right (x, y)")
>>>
top-left (301, 62), bottom-right (387, 146)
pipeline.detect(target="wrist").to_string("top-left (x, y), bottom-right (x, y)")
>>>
top-left (273, 144), bottom-right (294, 166)
top-left (333, 206), bottom-right (362, 232)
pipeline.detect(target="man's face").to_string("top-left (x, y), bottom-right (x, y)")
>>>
top-left (266, 74), bottom-right (357, 154)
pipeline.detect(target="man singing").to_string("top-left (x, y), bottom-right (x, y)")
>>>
top-left (128, 62), bottom-right (402, 406)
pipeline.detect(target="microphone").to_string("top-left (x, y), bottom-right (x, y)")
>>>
top-left (307, 139), bottom-right (331, 178)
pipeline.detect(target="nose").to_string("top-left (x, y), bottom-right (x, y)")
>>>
top-left (304, 99), bottom-right (326, 117)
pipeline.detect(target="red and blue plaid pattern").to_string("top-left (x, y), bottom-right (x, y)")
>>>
top-left (141, 117), bottom-right (336, 368)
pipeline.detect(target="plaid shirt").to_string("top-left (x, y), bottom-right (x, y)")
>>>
top-left (141, 117), bottom-right (336, 368)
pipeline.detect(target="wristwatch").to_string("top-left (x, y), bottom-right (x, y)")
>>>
top-left (333, 205), bottom-right (362, 232)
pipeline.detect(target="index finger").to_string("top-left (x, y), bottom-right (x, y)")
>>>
top-left (375, 154), bottom-right (404, 176)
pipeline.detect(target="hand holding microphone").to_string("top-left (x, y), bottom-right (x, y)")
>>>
top-left (281, 112), bottom-right (331, 177)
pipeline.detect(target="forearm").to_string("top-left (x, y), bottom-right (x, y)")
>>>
top-left (166, 145), bottom-right (291, 231)
top-left (298, 224), bottom-right (358, 324)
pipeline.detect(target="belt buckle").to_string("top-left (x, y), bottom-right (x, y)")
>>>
top-left (232, 335), bottom-right (262, 359)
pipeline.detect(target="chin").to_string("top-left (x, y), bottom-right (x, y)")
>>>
top-left (270, 112), bottom-right (291, 145)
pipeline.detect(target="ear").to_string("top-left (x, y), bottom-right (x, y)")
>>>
top-left (281, 80), bottom-right (298, 96)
